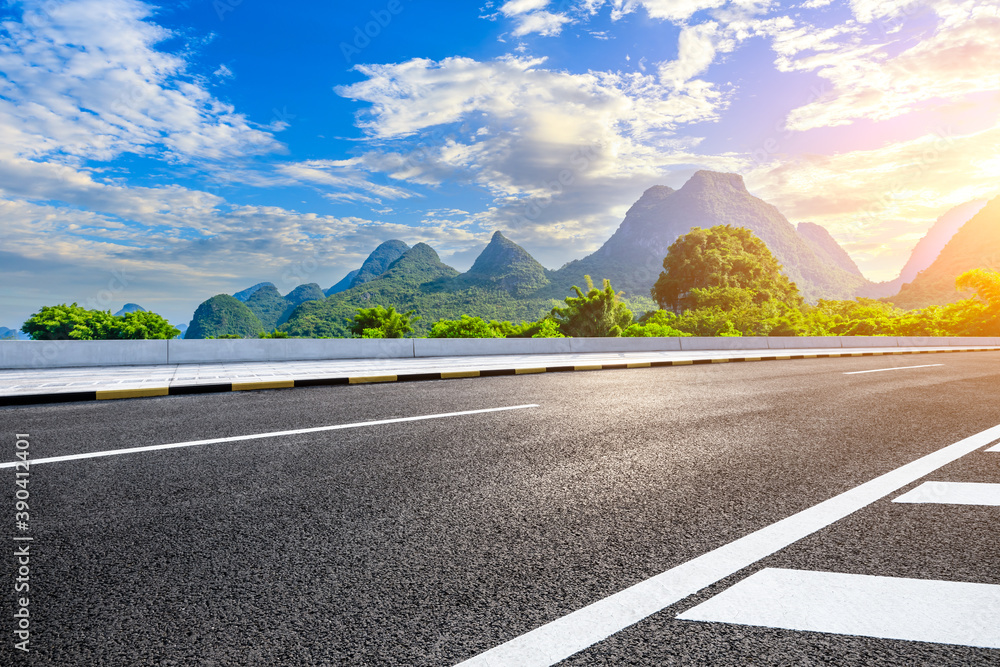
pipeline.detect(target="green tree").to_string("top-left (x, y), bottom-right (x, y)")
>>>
top-left (652, 225), bottom-right (802, 313)
top-left (22, 303), bottom-right (94, 340)
top-left (551, 275), bottom-right (633, 337)
top-left (108, 311), bottom-right (180, 339)
top-left (23, 304), bottom-right (179, 340)
top-left (523, 318), bottom-right (565, 338)
top-left (348, 306), bottom-right (419, 338)
top-left (956, 268), bottom-right (1000, 307)
top-left (429, 315), bottom-right (505, 338)
top-left (623, 310), bottom-right (690, 337)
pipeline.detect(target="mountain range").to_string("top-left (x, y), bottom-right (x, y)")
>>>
top-left (182, 171), bottom-right (999, 338)
top-left (0, 327), bottom-right (29, 340)
top-left (889, 196), bottom-right (1000, 309)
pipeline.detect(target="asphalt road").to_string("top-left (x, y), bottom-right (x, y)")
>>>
top-left (2, 352), bottom-right (1000, 665)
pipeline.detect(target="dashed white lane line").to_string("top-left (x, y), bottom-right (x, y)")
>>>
top-left (893, 481), bottom-right (1000, 506)
top-left (843, 364), bottom-right (944, 375)
top-left (455, 424), bottom-right (1000, 667)
top-left (987, 441), bottom-right (1000, 453)
top-left (677, 568), bottom-right (1000, 649)
top-left (0, 404), bottom-right (540, 468)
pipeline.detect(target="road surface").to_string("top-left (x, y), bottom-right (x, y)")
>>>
top-left (2, 352), bottom-right (999, 665)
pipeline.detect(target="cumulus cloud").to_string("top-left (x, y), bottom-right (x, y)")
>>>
top-left (610, 0), bottom-right (727, 22)
top-left (769, 2), bottom-right (1000, 130)
top-left (0, 0), bottom-right (281, 163)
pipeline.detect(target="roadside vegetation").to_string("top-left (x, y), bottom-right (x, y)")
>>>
top-left (20, 226), bottom-right (1000, 340)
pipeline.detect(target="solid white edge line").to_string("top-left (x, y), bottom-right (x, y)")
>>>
top-left (843, 364), bottom-right (944, 375)
top-left (0, 405), bottom-right (540, 468)
top-left (892, 480), bottom-right (1000, 506)
top-left (676, 568), bottom-right (1000, 649)
top-left (455, 422), bottom-right (1000, 667)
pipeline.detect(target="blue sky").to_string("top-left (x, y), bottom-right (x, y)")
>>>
top-left (1, 0), bottom-right (999, 328)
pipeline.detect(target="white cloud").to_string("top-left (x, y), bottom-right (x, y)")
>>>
top-left (0, 0), bottom-right (281, 163)
top-left (337, 56), bottom-right (728, 200)
top-left (499, 0), bottom-right (551, 14)
top-left (768, 3), bottom-right (1000, 131)
top-left (274, 160), bottom-right (418, 205)
top-left (510, 10), bottom-right (574, 36)
top-left (0, 155), bottom-right (223, 226)
top-left (658, 21), bottom-right (733, 87)
top-left (610, 0), bottom-right (727, 22)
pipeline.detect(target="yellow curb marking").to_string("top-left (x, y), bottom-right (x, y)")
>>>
top-left (232, 380), bottom-right (295, 391)
top-left (442, 370), bottom-right (481, 379)
top-left (96, 387), bottom-right (169, 400)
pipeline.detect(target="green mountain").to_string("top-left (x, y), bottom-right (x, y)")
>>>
top-left (186, 295), bottom-right (264, 339)
top-left (454, 231), bottom-right (549, 295)
top-left (285, 283), bottom-right (325, 305)
top-left (233, 282), bottom-right (274, 302)
top-left (240, 282), bottom-right (327, 331)
top-left (245, 285), bottom-right (289, 331)
top-left (282, 174), bottom-right (880, 336)
top-left (282, 238), bottom-right (558, 337)
top-left (889, 195), bottom-right (1000, 309)
top-left (553, 172), bottom-right (871, 303)
top-left (351, 239), bottom-right (410, 286)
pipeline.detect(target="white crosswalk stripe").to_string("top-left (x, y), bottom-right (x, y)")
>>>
top-left (673, 444), bottom-right (1000, 649)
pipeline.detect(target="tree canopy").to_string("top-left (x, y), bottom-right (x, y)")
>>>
top-left (22, 304), bottom-right (180, 340)
top-left (348, 306), bottom-right (419, 338)
top-left (551, 275), bottom-right (633, 337)
top-left (652, 225), bottom-right (802, 313)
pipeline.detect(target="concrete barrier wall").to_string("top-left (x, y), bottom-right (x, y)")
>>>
top-left (569, 337), bottom-right (682, 353)
top-left (679, 336), bottom-right (771, 351)
top-left (2, 336), bottom-right (998, 369)
top-left (414, 338), bottom-right (572, 357)
top-left (167, 339), bottom-right (415, 364)
top-left (766, 336), bottom-right (843, 349)
top-left (0, 340), bottom-right (169, 369)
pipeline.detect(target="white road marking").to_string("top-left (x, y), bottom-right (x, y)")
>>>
top-left (893, 481), bottom-right (1000, 506)
top-left (987, 442), bottom-right (1000, 453)
top-left (0, 405), bottom-right (540, 468)
top-left (677, 568), bottom-right (1000, 649)
top-left (843, 364), bottom-right (943, 375)
top-left (455, 422), bottom-right (1000, 667)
